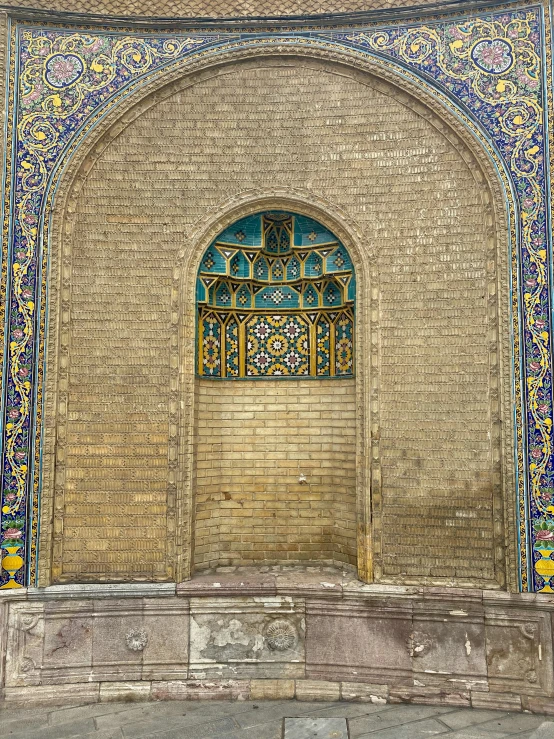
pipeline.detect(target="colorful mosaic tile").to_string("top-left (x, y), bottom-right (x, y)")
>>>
top-left (200, 313), bottom-right (221, 378)
top-left (197, 212), bottom-right (356, 379)
top-left (335, 313), bottom-right (355, 376)
top-left (316, 316), bottom-right (331, 377)
top-left (0, 4), bottom-right (551, 588)
top-left (225, 317), bottom-right (240, 377)
top-left (246, 314), bottom-right (310, 376)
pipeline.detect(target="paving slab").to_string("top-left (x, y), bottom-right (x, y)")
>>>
top-left (0, 716), bottom-right (48, 737)
top-left (235, 703), bottom-right (336, 730)
top-left (97, 700), bottom-right (238, 731)
top-left (353, 717), bottom-right (449, 738)
top-left (239, 724), bottom-right (284, 739)
top-left (474, 714), bottom-right (545, 735)
top-left (48, 703), bottom-right (145, 726)
top-left (133, 715), bottom-right (241, 739)
top-left (528, 723), bottom-right (554, 738)
top-left (122, 715), bottom-right (241, 739)
top-left (14, 717), bottom-right (98, 739)
top-left (442, 732), bottom-right (508, 739)
top-left (284, 717), bottom-right (349, 738)
top-left (440, 710), bottom-right (509, 731)
top-left (0, 698), bottom-right (549, 738)
top-left (301, 704), bottom-right (391, 721)
top-left (348, 704), bottom-right (456, 736)
top-left (79, 730), bottom-right (125, 739)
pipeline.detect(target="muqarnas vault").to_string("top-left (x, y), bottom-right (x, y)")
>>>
top-left (197, 212), bottom-right (355, 379)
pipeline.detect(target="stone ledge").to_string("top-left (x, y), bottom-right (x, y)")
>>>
top-left (26, 583), bottom-right (177, 600)
top-left (2, 678), bottom-right (553, 716)
top-left (176, 568), bottom-right (554, 610)
top-left (7, 579), bottom-right (552, 607)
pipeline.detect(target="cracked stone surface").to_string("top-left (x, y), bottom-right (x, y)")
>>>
top-left (0, 699), bottom-right (549, 738)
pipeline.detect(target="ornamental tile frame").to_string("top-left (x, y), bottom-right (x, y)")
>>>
top-left (0, 1), bottom-right (551, 590)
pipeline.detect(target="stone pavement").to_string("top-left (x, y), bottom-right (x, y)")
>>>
top-left (0, 699), bottom-right (552, 739)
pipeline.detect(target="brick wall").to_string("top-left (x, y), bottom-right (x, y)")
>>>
top-left (378, 216), bottom-right (495, 581)
top-left (194, 378), bottom-right (357, 569)
top-left (3, 0), bottom-right (444, 18)
top-left (61, 215), bottom-right (174, 579)
top-left (58, 60), bottom-right (498, 583)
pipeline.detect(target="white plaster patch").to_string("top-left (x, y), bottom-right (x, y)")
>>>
top-left (465, 633), bottom-right (472, 656)
top-left (253, 634), bottom-right (264, 652)
top-left (253, 596), bottom-right (293, 607)
top-left (212, 618), bottom-right (250, 647)
top-left (370, 695), bottom-right (388, 704)
top-left (190, 617), bottom-right (212, 655)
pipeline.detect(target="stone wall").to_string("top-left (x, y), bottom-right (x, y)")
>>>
top-left (2, 573), bottom-right (553, 714)
top-left (195, 378), bottom-right (357, 569)
top-left (52, 58), bottom-right (501, 585)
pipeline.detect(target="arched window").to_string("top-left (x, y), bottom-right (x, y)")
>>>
top-left (197, 211), bottom-right (355, 378)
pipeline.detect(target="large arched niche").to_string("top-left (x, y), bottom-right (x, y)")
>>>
top-left (187, 206), bottom-right (364, 576)
top-left (38, 50), bottom-right (514, 590)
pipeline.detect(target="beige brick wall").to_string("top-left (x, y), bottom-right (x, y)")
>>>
top-left (378, 206), bottom-right (494, 581)
top-left (194, 378), bottom-right (357, 569)
top-left (5, 0), bottom-right (446, 18)
top-left (56, 59), bottom-right (499, 583)
top-left (61, 219), bottom-right (173, 579)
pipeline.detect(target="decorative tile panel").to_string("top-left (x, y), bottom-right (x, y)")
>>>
top-left (197, 212), bottom-right (356, 379)
top-left (246, 314), bottom-right (309, 377)
top-left (200, 313), bottom-right (221, 378)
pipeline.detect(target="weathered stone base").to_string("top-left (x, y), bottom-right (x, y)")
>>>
top-left (2, 566), bottom-right (553, 714)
